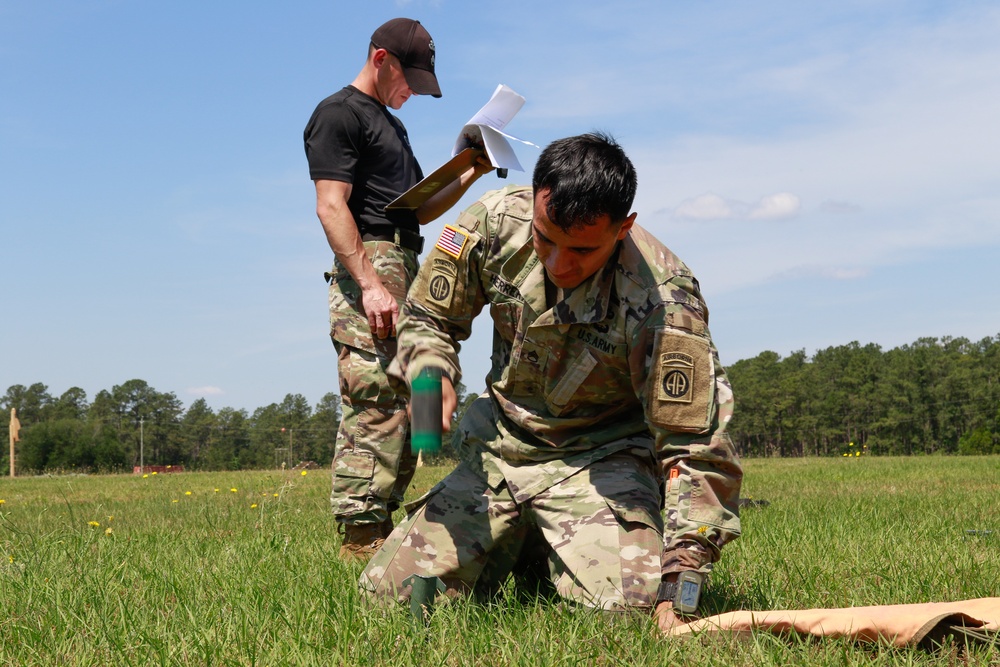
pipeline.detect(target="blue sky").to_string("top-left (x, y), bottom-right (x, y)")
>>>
top-left (3, 0), bottom-right (999, 413)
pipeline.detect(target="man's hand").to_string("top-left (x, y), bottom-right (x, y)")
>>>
top-left (405, 371), bottom-right (459, 433)
top-left (361, 283), bottom-right (398, 339)
top-left (469, 153), bottom-right (496, 179)
top-left (441, 374), bottom-right (457, 432)
top-left (654, 601), bottom-right (684, 634)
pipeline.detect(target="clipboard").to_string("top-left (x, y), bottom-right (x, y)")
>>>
top-left (386, 148), bottom-right (483, 211)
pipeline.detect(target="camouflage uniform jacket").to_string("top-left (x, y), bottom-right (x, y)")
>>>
top-left (391, 185), bottom-right (742, 572)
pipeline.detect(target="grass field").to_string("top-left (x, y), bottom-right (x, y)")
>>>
top-left (1, 456), bottom-right (998, 666)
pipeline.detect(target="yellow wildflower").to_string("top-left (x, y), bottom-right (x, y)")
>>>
top-left (185, 491), bottom-right (192, 496)
top-left (697, 525), bottom-right (708, 535)
top-left (273, 493), bottom-right (279, 498)
top-left (250, 503), bottom-right (258, 509)
top-left (214, 488), bottom-right (220, 493)
top-left (88, 521), bottom-right (100, 528)
top-left (230, 488), bottom-right (238, 493)
top-left (301, 470), bottom-right (308, 476)
top-left (172, 499), bottom-right (179, 503)
top-left (143, 474), bottom-right (149, 478)
top-left (105, 527), bottom-right (113, 536)
top-left (151, 472), bottom-right (158, 476)
top-left (7, 555), bottom-right (12, 564)
top-left (0, 499), bottom-right (6, 505)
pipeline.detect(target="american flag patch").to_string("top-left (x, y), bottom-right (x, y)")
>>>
top-left (435, 225), bottom-right (468, 258)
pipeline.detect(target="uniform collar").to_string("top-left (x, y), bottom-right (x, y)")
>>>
top-left (499, 237), bottom-right (621, 326)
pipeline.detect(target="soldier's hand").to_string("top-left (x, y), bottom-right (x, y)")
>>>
top-left (362, 283), bottom-right (398, 339)
top-left (654, 601), bottom-right (684, 635)
top-left (441, 375), bottom-right (457, 432)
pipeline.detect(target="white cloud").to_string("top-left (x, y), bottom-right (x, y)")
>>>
top-left (670, 192), bottom-right (800, 221)
top-left (673, 193), bottom-right (734, 220)
top-left (186, 386), bottom-right (225, 397)
top-left (749, 192), bottom-right (800, 220)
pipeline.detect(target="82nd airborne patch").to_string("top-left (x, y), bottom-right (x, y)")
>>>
top-left (659, 352), bottom-right (694, 403)
top-left (426, 258), bottom-right (458, 310)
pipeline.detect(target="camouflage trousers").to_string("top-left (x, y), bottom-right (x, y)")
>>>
top-left (330, 340), bottom-right (416, 525)
top-left (359, 450), bottom-right (663, 610)
top-left (328, 241), bottom-right (419, 526)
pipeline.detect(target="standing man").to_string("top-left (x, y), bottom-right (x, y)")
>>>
top-left (304, 18), bottom-right (492, 561)
top-left (361, 133), bottom-right (742, 629)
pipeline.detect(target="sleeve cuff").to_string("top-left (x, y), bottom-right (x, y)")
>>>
top-left (661, 546), bottom-right (712, 576)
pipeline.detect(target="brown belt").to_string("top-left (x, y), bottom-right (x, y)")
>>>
top-left (360, 228), bottom-right (424, 254)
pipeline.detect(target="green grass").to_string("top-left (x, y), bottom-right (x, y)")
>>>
top-left (1, 457), bottom-right (998, 666)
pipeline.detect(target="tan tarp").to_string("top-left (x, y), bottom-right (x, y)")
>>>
top-left (670, 598), bottom-right (1000, 648)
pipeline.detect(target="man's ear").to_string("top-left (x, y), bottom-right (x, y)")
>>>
top-left (617, 212), bottom-right (637, 240)
top-left (371, 47), bottom-right (389, 69)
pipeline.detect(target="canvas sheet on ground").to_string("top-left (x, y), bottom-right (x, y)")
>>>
top-left (669, 598), bottom-right (1000, 648)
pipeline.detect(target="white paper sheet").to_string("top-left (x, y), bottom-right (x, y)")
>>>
top-left (451, 84), bottom-right (536, 172)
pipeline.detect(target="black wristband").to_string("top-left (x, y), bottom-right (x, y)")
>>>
top-left (656, 572), bottom-right (704, 615)
top-left (655, 581), bottom-right (678, 605)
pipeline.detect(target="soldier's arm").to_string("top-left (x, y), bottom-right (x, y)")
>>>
top-left (390, 204), bottom-right (490, 391)
top-left (630, 282), bottom-right (743, 577)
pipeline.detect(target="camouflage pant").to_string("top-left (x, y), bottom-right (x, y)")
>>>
top-left (328, 241), bottom-right (418, 525)
top-left (359, 451), bottom-right (663, 610)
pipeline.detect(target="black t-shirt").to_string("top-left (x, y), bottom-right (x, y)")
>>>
top-left (303, 85), bottom-right (422, 232)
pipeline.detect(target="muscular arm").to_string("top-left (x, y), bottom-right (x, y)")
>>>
top-left (414, 154), bottom-right (495, 225)
top-left (314, 178), bottom-right (398, 339)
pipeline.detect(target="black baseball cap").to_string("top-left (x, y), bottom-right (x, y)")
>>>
top-left (371, 18), bottom-right (441, 98)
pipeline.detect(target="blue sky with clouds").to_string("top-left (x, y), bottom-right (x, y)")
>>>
top-left (3, 0), bottom-right (998, 412)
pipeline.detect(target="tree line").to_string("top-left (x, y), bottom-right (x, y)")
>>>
top-left (725, 335), bottom-right (1000, 456)
top-left (1, 378), bottom-right (478, 475)
top-left (4, 334), bottom-right (998, 474)
top-left (2, 380), bottom-right (344, 474)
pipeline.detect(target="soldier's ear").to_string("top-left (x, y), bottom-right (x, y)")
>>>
top-left (617, 213), bottom-right (637, 240)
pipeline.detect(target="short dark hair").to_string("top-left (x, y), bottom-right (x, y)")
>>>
top-left (532, 132), bottom-right (637, 232)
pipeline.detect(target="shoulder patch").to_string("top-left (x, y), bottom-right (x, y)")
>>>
top-left (426, 258), bottom-right (458, 309)
top-left (648, 328), bottom-right (715, 433)
top-left (435, 224), bottom-right (469, 259)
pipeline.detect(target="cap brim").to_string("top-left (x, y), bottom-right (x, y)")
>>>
top-left (403, 67), bottom-right (442, 98)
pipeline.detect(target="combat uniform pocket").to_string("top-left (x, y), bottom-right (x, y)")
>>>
top-left (604, 496), bottom-right (663, 534)
top-left (402, 480), bottom-right (445, 515)
top-left (335, 451), bottom-right (375, 479)
top-left (648, 327), bottom-right (715, 433)
top-left (328, 270), bottom-right (375, 353)
top-left (331, 451), bottom-right (377, 513)
top-left (600, 457), bottom-right (664, 534)
top-left (604, 494), bottom-right (663, 609)
top-left (546, 349), bottom-right (598, 416)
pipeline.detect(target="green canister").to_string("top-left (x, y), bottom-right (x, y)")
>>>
top-left (410, 367), bottom-right (442, 454)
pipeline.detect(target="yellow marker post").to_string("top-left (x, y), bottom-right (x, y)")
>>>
top-left (9, 408), bottom-right (20, 478)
